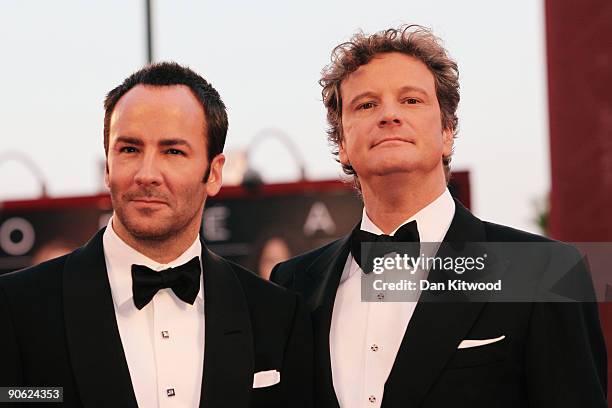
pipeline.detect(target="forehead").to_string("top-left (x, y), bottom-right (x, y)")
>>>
top-left (340, 52), bottom-right (436, 99)
top-left (110, 84), bottom-right (206, 131)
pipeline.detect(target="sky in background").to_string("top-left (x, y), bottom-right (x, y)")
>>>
top-left (0, 0), bottom-right (549, 233)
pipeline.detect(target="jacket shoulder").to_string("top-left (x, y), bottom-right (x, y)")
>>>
top-left (282, 239), bottom-right (342, 269)
top-left (0, 254), bottom-right (69, 290)
top-left (270, 238), bottom-right (344, 286)
top-left (482, 220), bottom-right (582, 260)
top-left (483, 221), bottom-right (553, 243)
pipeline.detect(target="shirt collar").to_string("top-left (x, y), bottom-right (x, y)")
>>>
top-left (103, 216), bottom-right (204, 311)
top-left (361, 188), bottom-right (456, 243)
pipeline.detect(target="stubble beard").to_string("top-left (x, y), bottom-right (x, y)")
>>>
top-left (111, 193), bottom-right (203, 245)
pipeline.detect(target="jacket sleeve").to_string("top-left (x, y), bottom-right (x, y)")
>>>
top-left (0, 283), bottom-right (23, 386)
top-left (525, 249), bottom-right (607, 407)
top-left (280, 294), bottom-right (314, 408)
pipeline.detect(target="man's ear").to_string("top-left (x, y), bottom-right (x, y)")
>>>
top-left (205, 154), bottom-right (225, 197)
top-left (338, 136), bottom-right (350, 167)
top-left (442, 127), bottom-right (454, 157)
top-left (104, 160), bottom-right (110, 189)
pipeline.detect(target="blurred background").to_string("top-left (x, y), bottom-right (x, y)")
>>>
top-left (1, 0), bottom-right (550, 226)
top-left (0, 0), bottom-right (553, 270)
top-left (0, 0), bottom-right (612, 267)
top-left (1, 0), bottom-right (611, 396)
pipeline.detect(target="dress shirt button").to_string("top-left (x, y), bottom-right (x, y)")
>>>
top-left (371, 344), bottom-right (379, 352)
top-left (167, 388), bottom-right (175, 397)
top-left (161, 330), bottom-right (170, 338)
top-left (369, 395), bottom-right (376, 403)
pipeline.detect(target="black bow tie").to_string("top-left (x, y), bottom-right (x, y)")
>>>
top-left (350, 220), bottom-right (420, 273)
top-left (131, 256), bottom-right (201, 310)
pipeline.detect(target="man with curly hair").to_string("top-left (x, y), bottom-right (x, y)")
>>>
top-left (271, 25), bottom-right (606, 407)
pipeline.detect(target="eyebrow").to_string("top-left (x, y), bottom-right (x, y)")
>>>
top-left (397, 85), bottom-right (429, 96)
top-left (158, 138), bottom-right (191, 148)
top-left (346, 85), bottom-right (430, 107)
top-left (114, 136), bottom-right (143, 146)
top-left (114, 136), bottom-right (192, 149)
top-left (347, 91), bottom-right (378, 107)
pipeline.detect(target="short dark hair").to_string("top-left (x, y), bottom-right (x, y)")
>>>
top-left (103, 62), bottom-right (228, 167)
top-left (320, 25), bottom-right (460, 188)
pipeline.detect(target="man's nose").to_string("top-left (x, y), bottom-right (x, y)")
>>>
top-left (378, 103), bottom-right (403, 127)
top-left (134, 154), bottom-right (163, 186)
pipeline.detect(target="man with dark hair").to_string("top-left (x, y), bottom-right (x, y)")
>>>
top-left (271, 26), bottom-right (606, 407)
top-left (0, 62), bottom-right (313, 407)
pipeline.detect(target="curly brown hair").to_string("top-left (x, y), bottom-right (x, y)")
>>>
top-left (320, 25), bottom-right (460, 188)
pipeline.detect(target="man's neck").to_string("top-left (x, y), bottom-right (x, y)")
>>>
top-left (360, 170), bottom-right (447, 234)
top-left (111, 218), bottom-right (200, 264)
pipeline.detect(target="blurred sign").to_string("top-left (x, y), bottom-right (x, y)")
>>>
top-left (0, 174), bottom-right (470, 278)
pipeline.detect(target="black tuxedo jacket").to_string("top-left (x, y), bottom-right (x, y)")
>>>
top-left (0, 229), bottom-right (313, 408)
top-left (271, 200), bottom-right (607, 407)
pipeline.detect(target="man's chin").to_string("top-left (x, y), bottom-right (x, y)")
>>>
top-left (361, 157), bottom-right (442, 178)
top-left (127, 224), bottom-right (176, 241)
top-left (117, 213), bottom-right (177, 242)
top-left (364, 163), bottom-right (418, 177)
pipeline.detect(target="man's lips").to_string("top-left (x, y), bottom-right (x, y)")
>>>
top-left (131, 198), bottom-right (167, 205)
top-left (372, 137), bottom-right (414, 147)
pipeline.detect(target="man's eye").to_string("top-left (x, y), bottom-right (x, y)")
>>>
top-left (120, 146), bottom-right (138, 153)
top-left (358, 102), bottom-right (375, 110)
top-left (166, 149), bottom-right (184, 155)
top-left (404, 98), bottom-right (420, 104)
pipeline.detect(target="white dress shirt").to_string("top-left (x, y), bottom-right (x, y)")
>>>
top-left (329, 189), bottom-right (455, 408)
top-left (103, 217), bottom-right (205, 408)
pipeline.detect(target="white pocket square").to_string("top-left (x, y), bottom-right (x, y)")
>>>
top-left (253, 369), bottom-right (280, 388)
top-left (457, 335), bottom-right (505, 349)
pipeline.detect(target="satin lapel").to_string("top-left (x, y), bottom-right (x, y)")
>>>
top-left (63, 229), bottom-right (138, 407)
top-left (382, 201), bottom-right (490, 407)
top-left (199, 247), bottom-right (254, 408)
top-left (297, 235), bottom-right (351, 408)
